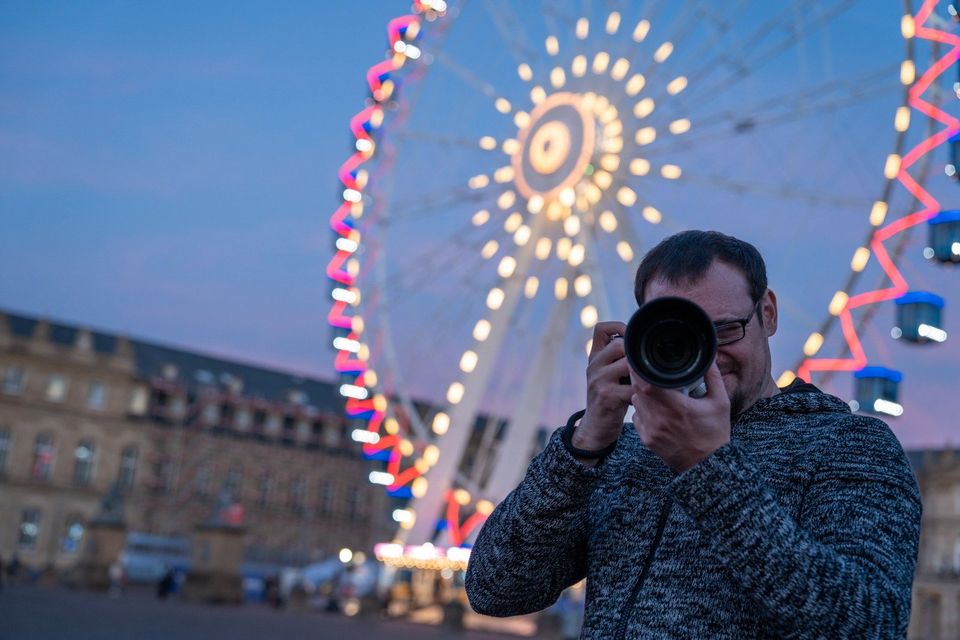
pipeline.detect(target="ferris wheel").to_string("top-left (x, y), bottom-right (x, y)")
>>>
top-left (327, 0), bottom-right (959, 549)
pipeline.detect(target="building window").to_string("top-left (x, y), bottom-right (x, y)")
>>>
top-left (257, 472), bottom-right (273, 507)
top-left (289, 478), bottom-right (306, 513)
top-left (154, 457), bottom-right (174, 494)
top-left (296, 420), bottom-right (311, 444)
top-left (61, 515), bottom-right (85, 553)
top-left (46, 374), bottom-right (69, 402)
top-left (202, 403), bottom-right (221, 425)
top-left (32, 433), bottom-right (55, 481)
top-left (128, 387), bottom-right (149, 416)
top-left (319, 479), bottom-right (335, 515)
top-left (235, 409), bottom-right (252, 432)
top-left (347, 485), bottom-right (363, 521)
top-left (225, 466), bottom-right (243, 500)
top-left (0, 427), bottom-right (10, 475)
top-left (265, 414), bottom-right (281, 435)
top-left (321, 423), bottom-right (340, 448)
top-left (118, 446), bottom-right (138, 490)
top-left (19, 508), bottom-right (42, 548)
top-left (3, 366), bottom-right (25, 395)
top-left (86, 381), bottom-right (106, 410)
top-left (194, 465), bottom-right (212, 497)
top-left (73, 440), bottom-right (96, 487)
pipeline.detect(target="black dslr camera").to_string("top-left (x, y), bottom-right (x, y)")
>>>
top-left (622, 297), bottom-right (717, 398)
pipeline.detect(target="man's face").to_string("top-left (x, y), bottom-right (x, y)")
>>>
top-left (643, 260), bottom-right (778, 418)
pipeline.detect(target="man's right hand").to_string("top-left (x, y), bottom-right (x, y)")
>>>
top-left (573, 321), bottom-right (634, 456)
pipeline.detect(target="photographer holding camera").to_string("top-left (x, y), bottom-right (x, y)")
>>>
top-left (465, 230), bottom-right (921, 639)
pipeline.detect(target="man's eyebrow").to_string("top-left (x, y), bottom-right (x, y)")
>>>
top-left (711, 316), bottom-right (742, 325)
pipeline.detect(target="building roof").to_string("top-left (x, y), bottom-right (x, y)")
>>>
top-left (1, 309), bottom-right (342, 413)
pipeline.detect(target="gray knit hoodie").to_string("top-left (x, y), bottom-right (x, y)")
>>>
top-left (465, 384), bottom-right (922, 639)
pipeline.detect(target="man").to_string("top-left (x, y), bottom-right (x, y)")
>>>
top-left (465, 230), bottom-right (921, 639)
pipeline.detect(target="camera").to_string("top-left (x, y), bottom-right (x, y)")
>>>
top-left (622, 297), bottom-right (717, 398)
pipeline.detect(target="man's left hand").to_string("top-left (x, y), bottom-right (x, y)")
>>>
top-left (630, 360), bottom-right (731, 473)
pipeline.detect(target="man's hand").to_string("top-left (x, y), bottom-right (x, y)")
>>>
top-left (630, 359), bottom-right (731, 473)
top-left (574, 322), bottom-right (634, 460)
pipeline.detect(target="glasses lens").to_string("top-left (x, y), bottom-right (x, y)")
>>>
top-left (715, 323), bottom-right (743, 345)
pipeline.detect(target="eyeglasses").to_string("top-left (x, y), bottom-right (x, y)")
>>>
top-left (713, 302), bottom-right (760, 346)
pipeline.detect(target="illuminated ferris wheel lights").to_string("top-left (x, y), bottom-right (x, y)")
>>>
top-left (630, 158), bottom-right (651, 176)
top-left (593, 170), bottom-right (613, 189)
top-left (554, 278), bottom-right (569, 300)
top-left (611, 58), bottom-right (630, 81)
top-left (495, 97), bottom-right (512, 114)
top-left (453, 489), bottom-right (471, 506)
top-left (602, 137), bottom-right (624, 154)
top-left (342, 188), bottom-right (362, 203)
top-left (422, 445), bottom-right (440, 467)
top-left (513, 111), bottom-right (531, 128)
top-left (574, 274), bottom-right (592, 297)
top-left (494, 166), bottom-right (515, 183)
top-left (894, 106), bottom-right (911, 133)
top-left (599, 210), bottom-right (618, 232)
top-left (616, 241), bottom-right (635, 263)
top-left (901, 15), bottom-right (916, 39)
top-left (869, 201), bottom-right (888, 226)
top-left (517, 63), bottom-right (533, 82)
top-left (634, 98), bottom-right (655, 119)
top-left (660, 164), bottom-right (682, 180)
top-left (333, 336), bottom-right (361, 353)
top-left (563, 215), bottom-right (582, 237)
top-left (535, 237), bottom-right (552, 260)
top-left (873, 399), bottom-right (904, 417)
top-left (666, 76), bottom-right (689, 96)
top-left (635, 127), bottom-right (657, 146)
top-left (530, 86), bottom-right (546, 104)
top-left (568, 244), bottom-right (586, 267)
top-left (524, 276), bottom-right (540, 299)
top-left (513, 224), bottom-right (532, 246)
top-left (545, 35), bottom-right (559, 56)
top-left (447, 382), bottom-right (465, 405)
top-left (335, 237), bottom-right (359, 253)
top-left (358, 344), bottom-right (370, 362)
top-left (504, 212), bottom-right (523, 232)
top-left (617, 186), bottom-right (638, 207)
top-left (331, 287), bottom-right (359, 304)
top-left (351, 316), bottom-right (364, 333)
top-left (584, 183), bottom-right (603, 205)
top-left (497, 190), bottom-right (517, 209)
top-left (526, 194), bottom-right (544, 214)
top-left (900, 59), bottom-right (916, 85)
top-left (654, 42), bottom-right (675, 63)
top-left (576, 18), bottom-right (589, 40)
top-left (468, 174), bottom-right (490, 189)
top-left (550, 67), bottom-right (566, 89)
top-left (486, 287), bottom-right (505, 310)
top-left (432, 412), bottom-right (451, 435)
top-left (802, 332), bottom-right (825, 357)
top-left (571, 55), bottom-right (587, 77)
top-left (501, 138), bottom-right (520, 155)
top-left (593, 52), bottom-right (611, 74)
top-left (559, 186), bottom-right (577, 207)
top-left (473, 319), bottom-right (492, 342)
top-left (479, 136), bottom-right (498, 150)
top-left (497, 256), bottom-right (518, 278)
top-left (393, 41), bottom-right (422, 60)
top-left (606, 11), bottom-right (621, 35)
top-left (472, 209), bottom-right (490, 226)
top-left (384, 417), bottom-right (399, 435)
top-left (918, 323), bottom-right (948, 343)
top-left (341, 384), bottom-right (369, 400)
top-left (370, 471), bottom-right (394, 486)
top-left (556, 237), bottom-right (572, 260)
top-left (625, 74), bottom-right (646, 96)
top-left (546, 201), bottom-right (565, 221)
top-left (351, 429), bottom-right (381, 445)
top-left (459, 350), bottom-right (479, 373)
top-left (411, 476), bottom-right (428, 498)
top-left (828, 291), bottom-right (850, 316)
top-left (393, 508), bottom-right (415, 524)
top-left (399, 438), bottom-right (415, 456)
top-left (604, 118), bottom-right (623, 137)
top-left (851, 247), bottom-right (871, 272)
top-left (669, 118), bottom-right (692, 135)
top-left (642, 206), bottom-right (663, 224)
top-left (580, 305), bottom-right (599, 328)
top-left (600, 153), bottom-right (620, 171)
top-left (777, 371), bottom-right (797, 388)
top-left (884, 153), bottom-right (902, 179)
top-left (480, 239), bottom-right (499, 260)
top-left (633, 19), bottom-right (651, 42)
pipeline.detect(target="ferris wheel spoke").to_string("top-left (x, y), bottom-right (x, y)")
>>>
top-left (393, 130), bottom-right (503, 151)
top-left (433, 49), bottom-right (526, 113)
top-left (481, 0), bottom-right (543, 65)
top-left (386, 185), bottom-right (497, 221)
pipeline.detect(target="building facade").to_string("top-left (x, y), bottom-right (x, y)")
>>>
top-left (907, 448), bottom-right (960, 639)
top-left (0, 309), bottom-right (395, 575)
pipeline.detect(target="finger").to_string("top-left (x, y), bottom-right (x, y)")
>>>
top-left (704, 358), bottom-right (726, 400)
top-left (589, 321), bottom-right (628, 360)
top-left (590, 334), bottom-right (627, 369)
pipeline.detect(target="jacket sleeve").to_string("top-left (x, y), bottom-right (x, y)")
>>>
top-left (465, 426), bottom-right (604, 616)
top-left (668, 415), bottom-right (921, 639)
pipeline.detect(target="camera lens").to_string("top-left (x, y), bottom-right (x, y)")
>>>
top-left (642, 319), bottom-right (700, 378)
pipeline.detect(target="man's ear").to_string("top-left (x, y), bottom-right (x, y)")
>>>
top-left (762, 288), bottom-right (778, 337)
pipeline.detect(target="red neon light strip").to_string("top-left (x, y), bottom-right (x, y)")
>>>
top-left (798, 0), bottom-right (959, 382)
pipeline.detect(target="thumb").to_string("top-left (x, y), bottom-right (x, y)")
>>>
top-left (704, 359), bottom-right (725, 399)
